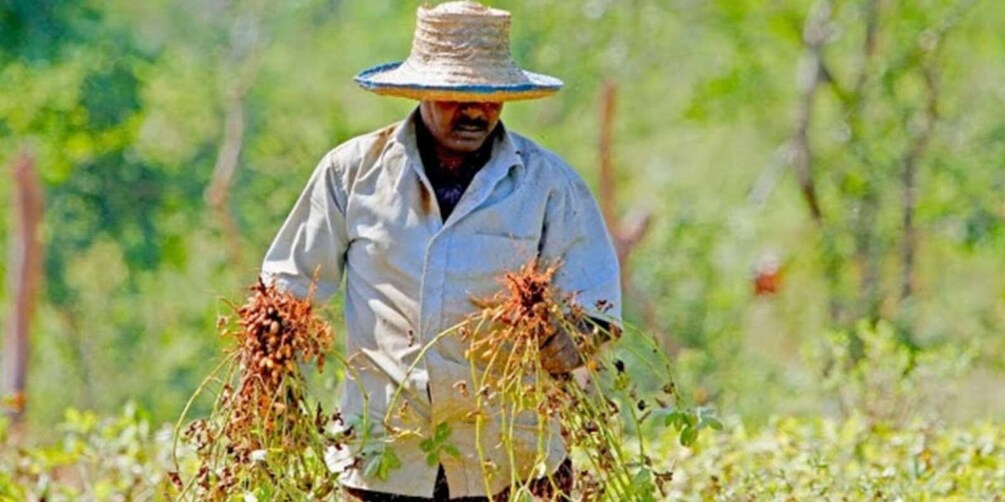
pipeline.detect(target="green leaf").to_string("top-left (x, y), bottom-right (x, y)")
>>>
top-left (703, 416), bottom-right (724, 431)
top-left (363, 455), bottom-right (382, 479)
top-left (632, 467), bottom-right (653, 486)
top-left (425, 452), bottom-right (439, 467)
top-left (680, 425), bottom-right (698, 447)
top-left (680, 412), bottom-right (698, 429)
top-left (613, 374), bottom-right (629, 391)
top-left (387, 449), bottom-right (402, 469)
top-left (697, 407), bottom-right (723, 431)
top-left (664, 411), bottom-right (684, 429)
top-left (434, 422), bottom-right (451, 443)
top-left (375, 447), bottom-right (401, 479)
top-left (631, 467), bottom-right (658, 501)
top-left (442, 444), bottom-right (460, 458)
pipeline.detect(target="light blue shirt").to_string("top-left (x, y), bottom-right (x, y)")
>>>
top-left (261, 109), bottom-right (621, 497)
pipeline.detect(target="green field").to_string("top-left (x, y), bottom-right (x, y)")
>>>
top-left (1, 0), bottom-right (1004, 499)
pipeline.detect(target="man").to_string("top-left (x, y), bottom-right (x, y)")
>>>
top-left (261, 2), bottom-right (620, 500)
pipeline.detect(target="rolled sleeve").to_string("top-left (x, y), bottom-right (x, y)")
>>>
top-left (539, 167), bottom-right (622, 325)
top-left (260, 151), bottom-right (348, 303)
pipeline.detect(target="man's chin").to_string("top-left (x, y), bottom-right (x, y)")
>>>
top-left (445, 134), bottom-right (488, 153)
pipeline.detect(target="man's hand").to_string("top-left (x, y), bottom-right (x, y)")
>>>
top-left (539, 329), bottom-right (582, 375)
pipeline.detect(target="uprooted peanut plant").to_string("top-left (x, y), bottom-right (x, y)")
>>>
top-left (172, 279), bottom-right (345, 499)
top-left (392, 260), bottom-right (708, 501)
top-left (173, 265), bottom-right (709, 501)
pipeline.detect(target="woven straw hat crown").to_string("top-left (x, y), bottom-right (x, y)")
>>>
top-left (354, 1), bottom-right (562, 102)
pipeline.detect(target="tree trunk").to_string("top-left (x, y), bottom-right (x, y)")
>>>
top-left (901, 65), bottom-right (939, 303)
top-left (206, 89), bottom-right (247, 266)
top-left (3, 153), bottom-right (43, 423)
top-left (204, 11), bottom-right (265, 267)
top-left (598, 80), bottom-right (652, 282)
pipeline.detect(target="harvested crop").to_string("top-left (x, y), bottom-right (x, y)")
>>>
top-left (172, 278), bottom-right (342, 500)
top-left (448, 260), bottom-right (706, 500)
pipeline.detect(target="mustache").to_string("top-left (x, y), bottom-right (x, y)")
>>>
top-left (452, 117), bottom-right (489, 131)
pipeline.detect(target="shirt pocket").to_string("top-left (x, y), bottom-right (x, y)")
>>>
top-left (456, 233), bottom-right (538, 278)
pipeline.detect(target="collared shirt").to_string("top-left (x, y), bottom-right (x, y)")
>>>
top-left (260, 108), bottom-right (621, 498)
top-left (415, 112), bottom-right (498, 222)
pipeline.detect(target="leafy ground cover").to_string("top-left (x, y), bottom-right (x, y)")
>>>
top-left (2, 274), bottom-right (1000, 500)
top-left (0, 404), bottom-right (176, 501)
top-left (665, 416), bottom-right (1005, 500)
top-left (3, 408), bottom-right (1003, 500)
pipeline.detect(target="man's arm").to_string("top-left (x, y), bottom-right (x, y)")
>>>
top-left (261, 151), bottom-right (349, 303)
top-left (537, 163), bottom-right (622, 374)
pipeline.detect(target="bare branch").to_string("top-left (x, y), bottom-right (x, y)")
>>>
top-left (596, 81), bottom-right (653, 270)
top-left (900, 63), bottom-right (940, 302)
top-left (205, 90), bottom-right (246, 210)
top-left (203, 11), bottom-right (267, 266)
top-left (898, 0), bottom-right (976, 304)
top-left (853, 0), bottom-right (881, 96)
top-left (788, 0), bottom-right (833, 225)
top-left (206, 89), bottom-right (248, 265)
top-left (848, 0), bottom-right (883, 322)
top-left (615, 210), bottom-right (653, 266)
top-left (598, 79), bottom-right (617, 226)
top-left (747, 144), bottom-right (792, 209)
top-left (747, 1), bottom-right (844, 220)
top-left (3, 152), bottom-right (44, 423)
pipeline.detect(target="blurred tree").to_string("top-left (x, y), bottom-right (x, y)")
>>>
top-left (791, 0), bottom-right (980, 342)
top-left (1, 0), bottom-right (1002, 428)
top-left (2, 153), bottom-right (42, 424)
top-left (0, 0), bottom-right (210, 417)
top-left (686, 0), bottom-right (1000, 343)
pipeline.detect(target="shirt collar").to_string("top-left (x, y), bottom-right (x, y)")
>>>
top-left (392, 107), bottom-right (526, 226)
top-left (393, 107), bottom-right (525, 178)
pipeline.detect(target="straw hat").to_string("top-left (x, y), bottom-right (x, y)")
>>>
top-left (354, 1), bottom-right (562, 102)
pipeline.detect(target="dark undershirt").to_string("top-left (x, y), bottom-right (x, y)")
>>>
top-left (415, 114), bottom-right (500, 222)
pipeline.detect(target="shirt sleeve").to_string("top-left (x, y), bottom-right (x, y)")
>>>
top-left (260, 151), bottom-right (348, 303)
top-left (539, 167), bottom-right (623, 325)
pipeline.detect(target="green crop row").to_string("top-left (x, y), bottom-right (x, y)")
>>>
top-left (664, 415), bottom-right (1005, 501)
top-left (3, 405), bottom-right (1002, 501)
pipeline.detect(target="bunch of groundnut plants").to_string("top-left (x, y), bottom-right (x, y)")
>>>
top-left (172, 262), bottom-right (714, 501)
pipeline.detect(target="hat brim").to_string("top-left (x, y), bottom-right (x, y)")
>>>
top-left (354, 62), bottom-right (563, 102)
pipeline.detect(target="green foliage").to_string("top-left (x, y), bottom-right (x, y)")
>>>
top-left (810, 320), bottom-right (976, 424)
top-left (0, 403), bottom-right (177, 500)
top-left (6, 402), bottom-right (1004, 500)
top-left (419, 422), bottom-right (461, 467)
top-left (362, 443), bottom-right (402, 482)
top-left (667, 406), bottom-right (723, 448)
top-left (0, 0), bottom-right (1002, 481)
top-left (0, 0), bottom-right (100, 63)
top-left (666, 415), bottom-right (1005, 499)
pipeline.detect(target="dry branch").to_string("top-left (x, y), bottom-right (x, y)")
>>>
top-left (597, 80), bottom-right (653, 279)
top-left (204, 12), bottom-right (266, 266)
top-left (849, 0), bottom-right (883, 321)
top-left (789, 0), bottom-right (832, 226)
top-left (3, 153), bottom-right (43, 423)
top-left (896, 0), bottom-right (976, 303)
top-left (205, 89), bottom-right (247, 265)
top-left (900, 64), bottom-right (940, 302)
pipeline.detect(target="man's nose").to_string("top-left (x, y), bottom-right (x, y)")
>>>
top-left (458, 102), bottom-right (489, 119)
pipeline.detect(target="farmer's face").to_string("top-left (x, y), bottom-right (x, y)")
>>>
top-left (420, 100), bottom-right (503, 155)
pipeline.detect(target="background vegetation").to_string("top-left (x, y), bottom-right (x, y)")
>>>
top-left (1, 0), bottom-right (1004, 497)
